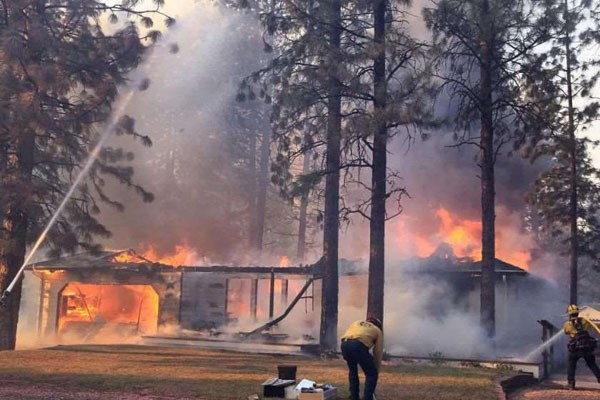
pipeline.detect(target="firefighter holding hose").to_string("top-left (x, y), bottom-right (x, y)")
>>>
top-left (340, 317), bottom-right (383, 400)
top-left (563, 304), bottom-right (600, 389)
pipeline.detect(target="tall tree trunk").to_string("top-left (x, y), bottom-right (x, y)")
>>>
top-left (248, 131), bottom-right (259, 250)
top-left (564, 0), bottom-right (578, 305)
top-left (252, 0), bottom-right (278, 254)
top-left (0, 215), bottom-right (27, 350)
top-left (0, 142), bottom-right (7, 223)
top-left (479, 0), bottom-right (496, 338)
top-left (255, 129), bottom-right (270, 252)
top-left (320, 0), bottom-right (342, 354)
top-left (247, 131), bottom-right (261, 316)
top-left (367, 0), bottom-right (387, 322)
top-left (0, 131), bottom-right (35, 350)
top-left (296, 150), bottom-right (311, 262)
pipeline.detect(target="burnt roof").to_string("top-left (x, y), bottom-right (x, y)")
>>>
top-left (29, 249), bottom-right (171, 271)
top-left (339, 243), bottom-right (528, 276)
top-left (414, 257), bottom-right (527, 275)
top-left (28, 249), bottom-right (317, 276)
top-left (401, 243), bottom-right (527, 275)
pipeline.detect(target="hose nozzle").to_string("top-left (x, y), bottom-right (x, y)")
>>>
top-left (0, 290), bottom-right (10, 309)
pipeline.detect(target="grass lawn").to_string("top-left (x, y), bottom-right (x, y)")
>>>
top-left (0, 345), bottom-right (501, 399)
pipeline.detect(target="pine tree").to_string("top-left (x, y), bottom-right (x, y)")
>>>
top-left (0, 1), bottom-right (170, 350)
top-left (230, 0), bottom-right (345, 352)
top-left (424, 0), bottom-right (556, 337)
top-left (233, 0), bottom-right (434, 349)
top-left (526, 0), bottom-right (600, 302)
top-left (362, 0), bottom-right (435, 324)
top-left (367, 0), bottom-right (389, 323)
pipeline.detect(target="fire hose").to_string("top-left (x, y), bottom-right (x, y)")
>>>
top-left (581, 316), bottom-right (600, 335)
top-left (0, 90), bottom-right (141, 312)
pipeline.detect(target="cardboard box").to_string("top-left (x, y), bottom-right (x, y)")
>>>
top-left (298, 388), bottom-right (337, 400)
top-left (284, 385), bottom-right (299, 399)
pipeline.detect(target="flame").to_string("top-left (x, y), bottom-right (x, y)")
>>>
top-left (396, 207), bottom-right (531, 270)
top-left (279, 256), bottom-right (290, 267)
top-left (436, 208), bottom-right (481, 259)
top-left (58, 284), bottom-right (158, 335)
top-left (111, 251), bottom-right (146, 264)
top-left (108, 245), bottom-right (202, 266)
top-left (414, 237), bottom-right (436, 258)
top-left (432, 207), bottom-right (531, 269)
top-left (227, 279), bottom-right (251, 319)
top-left (140, 243), bottom-right (201, 266)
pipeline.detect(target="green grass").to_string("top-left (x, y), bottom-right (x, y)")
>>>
top-left (0, 345), bottom-right (501, 399)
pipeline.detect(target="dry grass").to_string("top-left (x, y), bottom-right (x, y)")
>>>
top-left (0, 345), bottom-right (501, 399)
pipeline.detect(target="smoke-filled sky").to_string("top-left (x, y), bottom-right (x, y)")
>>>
top-left (96, 0), bottom-right (581, 287)
top-left (100, 1), bottom-right (269, 262)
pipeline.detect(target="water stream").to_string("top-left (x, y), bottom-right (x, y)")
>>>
top-left (521, 329), bottom-right (564, 362)
top-left (1, 90), bottom-right (136, 304)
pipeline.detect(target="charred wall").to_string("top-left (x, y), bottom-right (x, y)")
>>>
top-left (179, 271), bottom-right (228, 329)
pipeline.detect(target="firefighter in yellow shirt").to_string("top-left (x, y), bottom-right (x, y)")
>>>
top-left (340, 317), bottom-right (383, 400)
top-left (563, 304), bottom-right (600, 390)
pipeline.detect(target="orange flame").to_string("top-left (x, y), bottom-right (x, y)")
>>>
top-left (436, 208), bottom-right (481, 259)
top-left (112, 252), bottom-right (146, 264)
top-left (432, 207), bottom-right (531, 269)
top-left (108, 245), bottom-right (202, 267)
top-left (227, 279), bottom-right (251, 319)
top-left (58, 284), bottom-right (158, 335)
top-left (405, 207), bottom-right (531, 270)
top-left (279, 256), bottom-right (290, 267)
top-left (140, 244), bottom-right (201, 266)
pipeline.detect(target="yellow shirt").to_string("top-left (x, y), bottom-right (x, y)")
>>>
top-left (341, 320), bottom-right (384, 370)
top-left (563, 318), bottom-right (592, 339)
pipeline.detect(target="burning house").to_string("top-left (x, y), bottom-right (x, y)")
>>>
top-left (397, 243), bottom-right (530, 310)
top-left (337, 243), bottom-right (557, 358)
top-left (16, 242), bottom-right (556, 359)
top-left (17, 249), bottom-right (320, 347)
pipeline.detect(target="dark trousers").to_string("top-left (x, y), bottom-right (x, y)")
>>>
top-left (341, 339), bottom-right (378, 400)
top-left (567, 351), bottom-right (600, 384)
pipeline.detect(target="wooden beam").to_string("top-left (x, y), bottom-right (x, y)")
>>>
top-left (269, 269), bottom-right (275, 319)
top-left (250, 279), bottom-right (258, 319)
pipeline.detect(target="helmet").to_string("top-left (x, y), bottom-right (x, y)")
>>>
top-left (366, 316), bottom-right (383, 331)
top-left (567, 304), bottom-right (580, 315)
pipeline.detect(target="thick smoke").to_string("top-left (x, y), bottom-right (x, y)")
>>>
top-left (336, 266), bottom-right (568, 360)
top-left (334, 0), bottom-right (572, 357)
top-left (100, 1), bottom-right (269, 263)
top-left (334, 98), bottom-right (570, 359)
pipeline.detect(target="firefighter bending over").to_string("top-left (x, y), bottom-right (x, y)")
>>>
top-left (340, 317), bottom-right (383, 400)
top-left (563, 304), bottom-right (600, 390)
